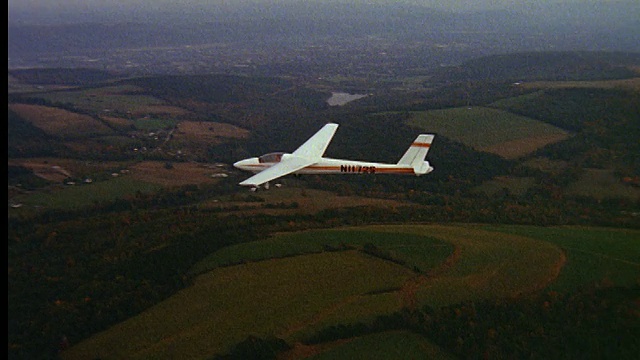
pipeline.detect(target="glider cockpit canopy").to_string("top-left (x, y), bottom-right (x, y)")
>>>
top-left (258, 152), bottom-right (284, 164)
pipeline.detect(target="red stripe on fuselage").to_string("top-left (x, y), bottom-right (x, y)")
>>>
top-left (374, 168), bottom-right (415, 174)
top-left (306, 166), bottom-right (341, 170)
top-left (412, 142), bottom-right (431, 148)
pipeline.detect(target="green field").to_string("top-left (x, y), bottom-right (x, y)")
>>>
top-left (489, 91), bottom-right (547, 110)
top-left (10, 175), bottom-right (161, 211)
top-left (60, 224), bottom-right (638, 359)
top-left (406, 107), bottom-right (567, 149)
top-left (63, 225), bottom-right (640, 359)
top-left (34, 85), bottom-right (166, 114)
top-left (190, 229), bottom-right (454, 276)
top-left (132, 117), bottom-right (179, 131)
top-left (472, 176), bottom-right (537, 197)
top-left (485, 225), bottom-right (640, 292)
top-left (61, 251), bottom-right (417, 359)
top-left (391, 225), bottom-right (564, 308)
top-left (308, 331), bottom-right (456, 360)
top-left (565, 169), bottom-right (640, 200)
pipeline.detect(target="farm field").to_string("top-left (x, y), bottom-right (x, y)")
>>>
top-left (9, 103), bottom-right (114, 137)
top-left (59, 223), bottom-right (639, 360)
top-left (485, 225), bottom-right (640, 292)
top-left (471, 176), bottom-right (537, 197)
top-left (564, 168), bottom-right (640, 201)
top-left (189, 229), bottom-right (454, 277)
top-left (9, 157), bottom-right (127, 183)
top-left (200, 187), bottom-right (415, 216)
top-left (520, 76), bottom-right (640, 91)
top-left (61, 250), bottom-right (418, 359)
top-left (302, 330), bottom-right (456, 360)
top-left (10, 158), bottom-right (227, 211)
top-left (406, 107), bottom-right (569, 159)
top-left (9, 174), bottom-right (163, 210)
top-left (9, 56), bottom-right (640, 360)
top-left (30, 85), bottom-right (183, 117)
top-left (127, 161), bottom-right (229, 187)
top-left (172, 121), bottom-right (250, 146)
top-left (9, 156), bottom-right (419, 217)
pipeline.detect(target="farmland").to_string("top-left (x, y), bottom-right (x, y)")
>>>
top-left (29, 85), bottom-right (175, 116)
top-left (9, 103), bottom-right (114, 138)
top-left (486, 225), bottom-right (640, 292)
top-left (59, 224), bottom-right (638, 359)
top-left (8, 52), bottom-right (640, 360)
top-left (61, 250), bottom-right (418, 359)
top-left (406, 107), bottom-right (569, 159)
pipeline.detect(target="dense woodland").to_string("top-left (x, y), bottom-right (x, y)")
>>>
top-left (8, 52), bottom-right (640, 359)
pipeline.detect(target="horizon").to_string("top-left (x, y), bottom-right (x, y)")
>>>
top-left (8, 0), bottom-right (639, 71)
top-left (9, 0), bottom-right (639, 24)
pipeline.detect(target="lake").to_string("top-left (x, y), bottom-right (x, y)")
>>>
top-left (327, 92), bottom-right (368, 106)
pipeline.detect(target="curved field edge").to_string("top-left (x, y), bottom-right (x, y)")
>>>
top-left (298, 330), bottom-right (457, 360)
top-left (188, 229), bottom-right (455, 277)
top-left (337, 225), bottom-right (566, 310)
top-left (405, 107), bottom-right (569, 158)
top-left (482, 225), bottom-right (640, 292)
top-left (60, 251), bottom-right (416, 360)
top-left (60, 225), bottom-right (566, 359)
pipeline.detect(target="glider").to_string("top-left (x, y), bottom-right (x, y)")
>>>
top-left (233, 123), bottom-right (434, 188)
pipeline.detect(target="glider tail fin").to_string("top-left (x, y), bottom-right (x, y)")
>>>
top-left (397, 134), bottom-right (435, 175)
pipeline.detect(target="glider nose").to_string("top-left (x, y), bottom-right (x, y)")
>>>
top-left (233, 158), bottom-right (257, 171)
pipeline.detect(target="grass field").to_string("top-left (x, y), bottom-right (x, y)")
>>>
top-left (128, 161), bottom-right (226, 187)
top-left (9, 158), bottom-right (233, 213)
top-left (303, 330), bottom-right (456, 360)
top-left (519, 77), bottom-right (640, 91)
top-left (10, 175), bottom-right (162, 211)
top-left (406, 107), bottom-right (568, 158)
top-left (200, 187), bottom-right (414, 216)
top-left (60, 224), bottom-right (635, 359)
top-left (61, 251), bottom-right (417, 359)
top-left (366, 225), bottom-right (565, 308)
top-left (131, 117), bottom-right (178, 131)
top-left (32, 85), bottom-right (172, 115)
top-left (484, 225), bottom-right (640, 292)
top-left (565, 169), bottom-right (640, 200)
top-left (170, 120), bottom-right (250, 148)
top-left (190, 229), bottom-right (454, 276)
top-left (9, 103), bottom-right (114, 137)
top-left (471, 176), bottom-right (537, 197)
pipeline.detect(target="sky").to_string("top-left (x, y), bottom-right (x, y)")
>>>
top-left (8, 0), bottom-right (638, 26)
top-left (8, 0), bottom-right (611, 13)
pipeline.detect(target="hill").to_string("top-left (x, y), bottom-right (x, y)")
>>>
top-left (433, 51), bottom-right (640, 83)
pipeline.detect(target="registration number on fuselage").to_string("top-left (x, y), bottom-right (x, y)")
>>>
top-left (341, 165), bottom-right (376, 174)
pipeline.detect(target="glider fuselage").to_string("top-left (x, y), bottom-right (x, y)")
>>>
top-left (234, 153), bottom-right (423, 176)
top-left (233, 123), bottom-right (434, 187)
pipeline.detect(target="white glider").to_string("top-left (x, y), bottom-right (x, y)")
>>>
top-left (233, 123), bottom-right (434, 187)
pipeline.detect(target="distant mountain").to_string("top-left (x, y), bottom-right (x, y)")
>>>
top-left (433, 51), bottom-right (640, 83)
top-left (9, 1), bottom-right (639, 60)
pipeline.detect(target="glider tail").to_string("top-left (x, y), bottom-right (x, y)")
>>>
top-left (397, 134), bottom-right (435, 175)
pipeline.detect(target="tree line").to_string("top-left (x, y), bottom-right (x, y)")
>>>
top-left (219, 285), bottom-right (639, 359)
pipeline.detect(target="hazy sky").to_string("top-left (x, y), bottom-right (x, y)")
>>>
top-left (8, 0), bottom-right (616, 13)
top-left (9, 0), bottom-right (637, 26)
